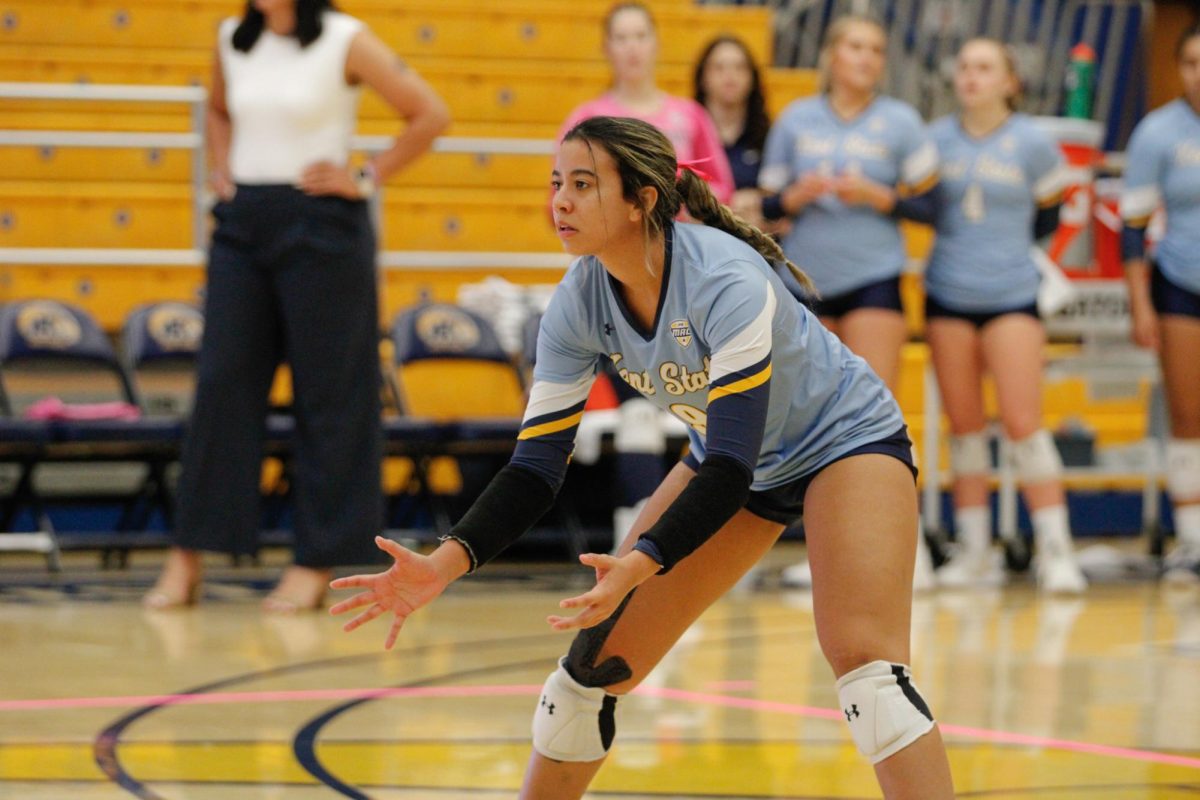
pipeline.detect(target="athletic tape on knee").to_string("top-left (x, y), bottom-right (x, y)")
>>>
top-left (1009, 429), bottom-right (1062, 483)
top-left (1166, 439), bottom-right (1200, 500)
top-left (565, 591), bottom-right (635, 687)
top-left (949, 432), bottom-right (989, 477)
top-left (532, 658), bottom-right (620, 762)
top-left (835, 661), bottom-right (935, 764)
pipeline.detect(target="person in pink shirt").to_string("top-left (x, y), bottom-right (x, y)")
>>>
top-left (559, 2), bottom-right (735, 204)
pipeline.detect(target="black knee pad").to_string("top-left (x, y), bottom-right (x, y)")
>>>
top-left (563, 590), bottom-right (636, 688)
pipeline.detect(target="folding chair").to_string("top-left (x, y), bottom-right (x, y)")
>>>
top-left (121, 301), bottom-right (204, 418)
top-left (388, 302), bottom-right (587, 556)
top-left (0, 300), bottom-right (180, 565)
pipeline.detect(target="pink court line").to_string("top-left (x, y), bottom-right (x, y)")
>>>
top-left (702, 680), bottom-right (757, 692)
top-left (4, 683), bottom-right (1199, 771)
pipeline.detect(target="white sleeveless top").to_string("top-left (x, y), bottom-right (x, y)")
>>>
top-left (219, 11), bottom-right (364, 184)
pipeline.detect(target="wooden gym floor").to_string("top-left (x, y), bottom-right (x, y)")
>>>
top-left (1, 541), bottom-right (1198, 799)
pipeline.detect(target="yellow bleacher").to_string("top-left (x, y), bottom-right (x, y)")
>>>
top-left (0, 0), bottom-right (824, 325)
top-left (0, 182), bottom-right (558, 250)
top-left (1, 0), bottom-right (770, 65)
top-left (0, 44), bottom-right (818, 133)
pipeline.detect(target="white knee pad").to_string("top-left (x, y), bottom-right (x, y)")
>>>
top-left (950, 432), bottom-right (990, 478)
top-left (1009, 429), bottom-right (1063, 484)
top-left (835, 660), bottom-right (935, 764)
top-left (614, 398), bottom-right (666, 454)
top-left (532, 659), bottom-right (620, 762)
top-left (1166, 439), bottom-right (1200, 501)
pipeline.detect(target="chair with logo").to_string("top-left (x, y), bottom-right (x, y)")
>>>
top-left (387, 302), bottom-right (588, 555)
top-left (0, 300), bottom-right (180, 564)
top-left (121, 302), bottom-right (204, 419)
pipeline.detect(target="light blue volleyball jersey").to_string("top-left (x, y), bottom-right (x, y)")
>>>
top-left (924, 114), bottom-right (1068, 311)
top-left (1121, 99), bottom-right (1200, 294)
top-left (511, 223), bottom-right (904, 493)
top-left (759, 95), bottom-right (938, 297)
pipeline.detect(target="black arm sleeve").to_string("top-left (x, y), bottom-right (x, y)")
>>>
top-left (1033, 202), bottom-right (1062, 241)
top-left (632, 454), bottom-right (753, 573)
top-left (1122, 223), bottom-right (1149, 262)
top-left (891, 188), bottom-right (937, 224)
top-left (761, 193), bottom-right (788, 222)
top-left (439, 464), bottom-right (556, 573)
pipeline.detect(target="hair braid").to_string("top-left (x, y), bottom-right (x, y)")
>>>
top-left (678, 170), bottom-right (816, 298)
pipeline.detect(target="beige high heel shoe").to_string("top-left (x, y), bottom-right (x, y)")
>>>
top-left (142, 577), bottom-right (202, 610)
top-left (142, 548), bottom-right (203, 610)
top-left (262, 566), bottom-right (330, 614)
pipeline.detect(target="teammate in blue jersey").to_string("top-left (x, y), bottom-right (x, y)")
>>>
top-left (1122, 23), bottom-right (1200, 581)
top-left (760, 15), bottom-right (938, 590)
top-left (758, 14), bottom-right (938, 391)
top-left (924, 38), bottom-right (1087, 593)
top-left (329, 116), bottom-right (955, 799)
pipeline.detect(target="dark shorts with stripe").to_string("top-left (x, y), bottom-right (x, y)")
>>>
top-left (814, 276), bottom-right (903, 319)
top-left (1152, 263), bottom-right (1200, 320)
top-left (682, 425), bottom-right (916, 526)
top-left (925, 295), bottom-right (1040, 329)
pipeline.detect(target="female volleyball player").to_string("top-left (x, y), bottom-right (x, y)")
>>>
top-left (760, 15), bottom-right (938, 590)
top-left (1123, 23), bottom-right (1200, 582)
top-left (924, 38), bottom-right (1087, 593)
top-left (329, 116), bottom-right (955, 799)
top-left (758, 14), bottom-right (936, 391)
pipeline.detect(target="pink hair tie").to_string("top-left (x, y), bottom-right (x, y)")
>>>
top-left (675, 157), bottom-right (715, 183)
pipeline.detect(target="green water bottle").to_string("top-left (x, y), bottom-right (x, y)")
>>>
top-left (1065, 43), bottom-right (1096, 119)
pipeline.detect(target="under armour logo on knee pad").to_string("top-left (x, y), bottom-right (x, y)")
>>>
top-left (844, 704), bottom-right (860, 722)
top-left (541, 695), bottom-right (555, 715)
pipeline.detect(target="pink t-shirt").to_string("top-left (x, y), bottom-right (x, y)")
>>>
top-left (559, 93), bottom-right (736, 204)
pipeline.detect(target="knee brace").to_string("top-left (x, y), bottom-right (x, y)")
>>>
top-left (1009, 429), bottom-right (1063, 484)
top-left (1166, 439), bottom-right (1200, 501)
top-left (835, 661), bottom-right (935, 764)
top-left (532, 659), bottom-right (621, 762)
top-left (950, 432), bottom-right (990, 478)
top-left (532, 593), bottom-right (636, 762)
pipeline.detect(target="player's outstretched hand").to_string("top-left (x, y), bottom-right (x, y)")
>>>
top-left (329, 536), bottom-right (451, 649)
top-left (548, 550), bottom-right (660, 632)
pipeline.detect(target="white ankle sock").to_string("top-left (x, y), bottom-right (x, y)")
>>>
top-left (1032, 505), bottom-right (1074, 559)
top-left (1174, 504), bottom-right (1200, 549)
top-left (954, 506), bottom-right (991, 556)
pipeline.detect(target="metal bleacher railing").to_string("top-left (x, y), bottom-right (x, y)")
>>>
top-left (0, 81), bottom-right (570, 274)
top-left (708, 0), bottom-right (1152, 149)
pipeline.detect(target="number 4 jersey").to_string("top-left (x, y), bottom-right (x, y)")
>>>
top-left (924, 113), bottom-right (1069, 312)
top-left (511, 222), bottom-right (905, 493)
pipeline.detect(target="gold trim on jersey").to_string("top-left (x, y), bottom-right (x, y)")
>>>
top-left (707, 363), bottom-right (772, 403)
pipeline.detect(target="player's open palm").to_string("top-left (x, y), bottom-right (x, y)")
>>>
top-left (548, 551), bottom-right (659, 632)
top-left (329, 536), bottom-right (449, 649)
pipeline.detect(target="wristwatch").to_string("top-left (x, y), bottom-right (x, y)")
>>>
top-left (354, 163), bottom-right (378, 199)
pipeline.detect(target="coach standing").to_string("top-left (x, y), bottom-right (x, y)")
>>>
top-left (144, 0), bottom-right (450, 612)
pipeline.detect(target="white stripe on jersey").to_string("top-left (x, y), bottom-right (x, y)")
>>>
top-left (758, 164), bottom-right (790, 193)
top-left (522, 374), bottom-right (593, 424)
top-left (708, 281), bottom-right (777, 382)
top-left (1033, 163), bottom-right (1071, 203)
top-left (902, 140), bottom-right (939, 187)
top-left (1120, 184), bottom-right (1162, 222)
